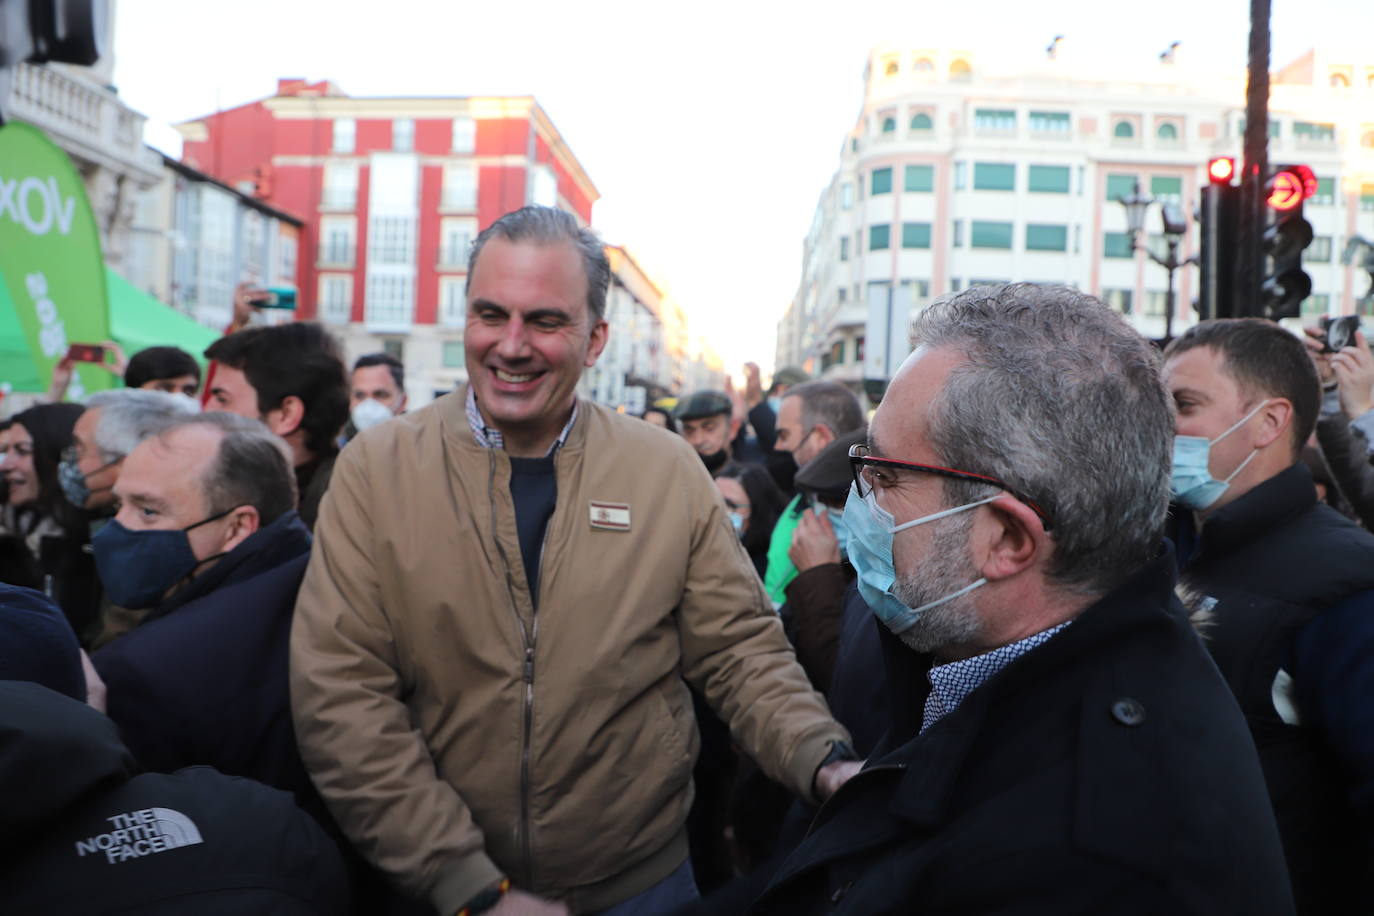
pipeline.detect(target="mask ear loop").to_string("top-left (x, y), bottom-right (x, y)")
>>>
top-left (889, 494), bottom-right (1000, 535)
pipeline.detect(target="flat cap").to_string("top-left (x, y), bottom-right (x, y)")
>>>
top-left (675, 390), bottom-right (731, 421)
top-left (771, 367), bottom-right (810, 389)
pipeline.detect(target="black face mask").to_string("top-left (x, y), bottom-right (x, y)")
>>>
top-left (700, 448), bottom-right (729, 474)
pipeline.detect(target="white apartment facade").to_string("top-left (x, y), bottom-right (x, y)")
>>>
top-left (779, 44), bottom-right (1374, 388)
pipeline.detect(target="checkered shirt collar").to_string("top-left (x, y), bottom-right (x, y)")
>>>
top-left (465, 386), bottom-right (578, 457)
top-left (920, 620), bottom-right (1071, 734)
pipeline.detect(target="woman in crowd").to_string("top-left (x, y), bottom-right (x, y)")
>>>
top-left (0, 404), bottom-right (101, 643)
top-left (714, 462), bottom-right (786, 581)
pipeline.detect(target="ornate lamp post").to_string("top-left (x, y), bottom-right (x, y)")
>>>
top-left (1118, 180), bottom-right (1190, 342)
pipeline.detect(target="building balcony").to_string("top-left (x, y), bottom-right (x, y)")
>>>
top-left (8, 62), bottom-right (160, 183)
top-left (440, 192), bottom-right (477, 212)
top-left (317, 246), bottom-right (355, 267)
top-left (320, 189), bottom-right (357, 210)
top-left (437, 246), bottom-right (469, 270)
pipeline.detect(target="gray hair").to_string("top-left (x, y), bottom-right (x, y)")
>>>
top-left (785, 381), bottom-right (866, 438)
top-left (156, 413), bottom-right (297, 525)
top-left (467, 205), bottom-right (611, 322)
top-left (911, 283), bottom-right (1174, 595)
top-left (86, 389), bottom-right (200, 462)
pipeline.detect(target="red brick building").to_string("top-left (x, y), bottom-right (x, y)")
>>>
top-left (174, 78), bottom-right (599, 402)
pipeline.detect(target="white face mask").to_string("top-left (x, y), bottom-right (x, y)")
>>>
top-left (351, 398), bottom-right (394, 432)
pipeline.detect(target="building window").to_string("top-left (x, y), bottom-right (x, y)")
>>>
top-left (368, 216), bottom-right (416, 265)
top-left (910, 111), bottom-right (934, 131)
top-left (1312, 177), bottom-right (1336, 206)
top-left (1103, 232), bottom-right (1134, 258)
top-left (1025, 224), bottom-right (1068, 252)
top-left (440, 217), bottom-right (477, 267)
top-left (869, 224), bottom-right (891, 251)
top-left (439, 276), bottom-right (467, 326)
top-left (392, 118), bottom-right (415, 152)
top-left (1029, 111), bottom-right (1070, 133)
top-left (1143, 291), bottom-right (1167, 317)
top-left (1113, 120), bottom-right (1136, 140)
top-left (974, 108), bottom-right (1016, 132)
top-left (841, 182), bottom-right (854, 209)
top-left (322, 162), bottom-right (359, 209)
top-left (870, 167), bottom-right (893, 195)
top-left (1106, 173), bottom-right (1138, 203)
top-left (1237, 116), bottom-right (1281, 139)
top-left (1303, 294), bottom-right (1330, 318)
top-left (365, 275), bottom-right (415, 326)
top-left (1102, 288), bottom-right (1133, 315)
top-left (837, 286), bottom-right (848, 303)
top-left (443, 163), bottom-right (477, 210)
top-left (1028, 165), bottom-right (1070, 193)
top-left (952, 219), bottom-right (964, 248)
top-left (1362, 130), bottom-right (1374, 149)
top-left (320, 217), bottom-right (356, 265)
top-left (970, 221), bottom-right (1013, 249)
top-left (1293, 121), bottom-right (1336, 143)
top-left (382, 338), bottom-right (405, 361)
top-left (880, 116), bottom-right (897, 134)
top-left (1308, 236), bottom-right (1333, 262)
top-left (277, 234), bottom-right (297, 283)
top-left (530, 165), bottom-right (557, 207)
top-left (318, 275), bottom-right (352, 323)
top-left (442, 339), bottom-right (466, 368)
top-left (953, 161), bottom-right (967, 191)
top-left (839, 236), bottom-right (850, 261)
top-left (1362, 188), bottom-right (1374, 212)
top-left (1331, 72), bottom-right (1351, 88)
top-left (905, 164), bottom-right (934, 192)
top-left (332, 118), bottom-right (356, 154)
top-left (950, 59), bottom-right (972, 81)
top-left (1151, 176), bottom-right (1183, 205)
top-left (973, 162), bottom-right (1015, 191)
top-left (1156, 121), bottom-right (1179, 141)
top-left (900, 279), bottom-right (930, 300)
top-left (902, 222), bottom-right (932, 249)
top-left (452, 117), bottom-right (476, 153)
top-left (914, 57), bottom-right (934, 72)
top-left (884, 59), bottom-right (899, 77)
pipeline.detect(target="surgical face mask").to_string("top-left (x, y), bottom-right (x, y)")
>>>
top-left (825, 506), bottom-right (850, 560)
top-left (768, 396), bottom-right (783, 415)
top-left (351, 398), bottom-right (393, 433)
top-left (1171, 400), bottom-right (1271, 511)
top-left (842, 484), bottom-right (996, 636)
top-left (92, 507), bottom-right (239, 608)
top-left (729, 511), bottom-right (746, 536)
top-left (57, 453), bottom-right (118, 509)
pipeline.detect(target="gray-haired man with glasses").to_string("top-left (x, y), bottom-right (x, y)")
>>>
top-left (749, 283), bottom-right (1294, 915)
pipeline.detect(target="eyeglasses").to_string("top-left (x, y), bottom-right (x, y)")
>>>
top-left (848, 443), bottom-right (1053, 530)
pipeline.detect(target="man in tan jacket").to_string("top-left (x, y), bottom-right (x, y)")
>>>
top-left (291, 206), bottom-right (856, 916)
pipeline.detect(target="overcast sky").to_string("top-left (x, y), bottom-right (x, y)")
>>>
top-left (111, 0), bottom-right (1370, 378)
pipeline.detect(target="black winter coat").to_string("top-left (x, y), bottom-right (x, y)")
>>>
top-left (93, 512), bottom-right (319, 816)
top-left (0, 681), bottom-right (349, 914)
top-left (750, 550), bottom-right (1295, 915)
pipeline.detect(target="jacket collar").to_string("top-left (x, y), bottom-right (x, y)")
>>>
top-left (148, 511), bottom-right (312, 621)
top-left (1192, 462), bottom-right (1314, 562)
top-left (872, 546), bottom-right (1181, 828)
top-left (442, 383), bottom-right (591, 457)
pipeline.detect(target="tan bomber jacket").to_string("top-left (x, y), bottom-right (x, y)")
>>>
top-left (290, 388), bottom-right (849, 914)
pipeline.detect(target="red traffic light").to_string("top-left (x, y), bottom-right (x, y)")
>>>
top-left (1267, 170), bottom-right (1305, 211)
top-left (1208, 157), bottom-right (1236, 185)
top-left (1289, 163), bottom-right (1318, 199)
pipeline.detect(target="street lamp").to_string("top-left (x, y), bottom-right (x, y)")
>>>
top-left (1117, 180), bottom-right (1191, 342)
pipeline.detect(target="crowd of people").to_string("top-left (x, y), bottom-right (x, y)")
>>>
top-left (0, 204), bottom-right (1369, 914)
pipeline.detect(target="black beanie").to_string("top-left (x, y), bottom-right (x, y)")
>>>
top-left (0, 583), bottom-right (85, 701)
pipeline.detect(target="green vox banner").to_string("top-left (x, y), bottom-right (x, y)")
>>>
top-left (0, 121), bottom-right (111, 398)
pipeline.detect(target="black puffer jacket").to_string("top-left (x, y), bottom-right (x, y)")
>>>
top-left (0, 681), bottom-right (350, 915)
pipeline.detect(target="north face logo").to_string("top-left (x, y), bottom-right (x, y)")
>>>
top-left (75, 807), bottom-right (204, 864)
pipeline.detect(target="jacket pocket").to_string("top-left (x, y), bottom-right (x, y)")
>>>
top-left (652, 681), bottom-right (694, 782)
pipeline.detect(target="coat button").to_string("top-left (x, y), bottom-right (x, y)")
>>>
top-left (1111, 698), bottom-right (1146, 727)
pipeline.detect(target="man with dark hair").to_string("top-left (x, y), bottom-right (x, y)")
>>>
top-left (123, 346), bottom-right (202, 398)
top-left (204, 322), bottom-right (349, 529)
top-left (349, 352), bottom-right (407, 435)
top-left (750, 286), bottom-right (1292, 915)
top-left (765, 381), bottom-right (866, 605)
top-left (91, 414), bottom-right (319, 819)
top-left (1163, 318), bottom-right (1374, 912)
top-left (292, 205), bottom-right (853, 916)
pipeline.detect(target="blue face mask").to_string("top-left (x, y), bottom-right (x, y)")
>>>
top-left (92, 508), bottom-right (237, 609)
top-left (842, 484), bottom-right (996, 636)
top-left (729, 511), bottom-right (746, 537)
top-left (768, 397), bottom-right (783, 415)
top-left (1171, 400), bottom-right (1269, 511)
top-left (825, 506), bottom-right (850, 560)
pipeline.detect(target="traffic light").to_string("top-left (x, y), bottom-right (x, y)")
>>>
top-left (1260, 164), bottom-right (1315, 320)
top-left (1199, 159), bottom-right (1240, 319)
top-left (0, 0), bottom-right (106, 125)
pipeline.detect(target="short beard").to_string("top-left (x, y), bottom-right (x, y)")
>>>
top-left (891, 509), bottom-right (984, 655)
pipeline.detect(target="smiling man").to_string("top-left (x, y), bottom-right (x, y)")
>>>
top-left (291, 206), bottom-right (854, 916)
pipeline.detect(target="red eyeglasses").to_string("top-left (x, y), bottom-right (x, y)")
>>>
top-left (848, 443), bottom-right (1053, 530)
